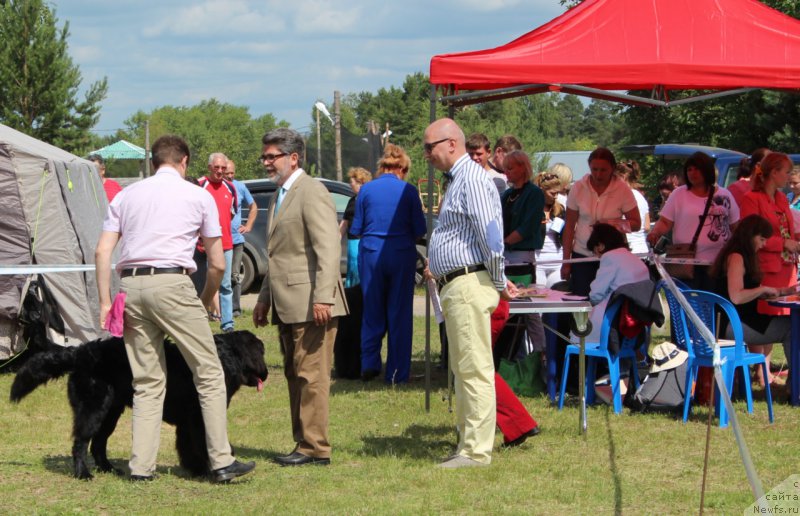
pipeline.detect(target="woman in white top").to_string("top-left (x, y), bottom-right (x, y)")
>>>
top-left (534, 172), bottom-right (566, 287)
top-left (616, 160), bottom-right (650, 255)
top-left (647, 151), bottom-right (740, 290)
top-left (561, 148), bottom-right (641, 296)
top-left (585, 223), bottom-right (651, 344)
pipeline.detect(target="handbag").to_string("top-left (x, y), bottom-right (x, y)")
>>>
top-left (498, 351), bottom-right (545, 397)
top-left (664, 188), bottom-right (714, 280)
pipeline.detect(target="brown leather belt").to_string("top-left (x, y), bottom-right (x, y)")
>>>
top-left (437, 264), bottom-right (487, 289)
top-left (120, 267), bottom-right (189, 278)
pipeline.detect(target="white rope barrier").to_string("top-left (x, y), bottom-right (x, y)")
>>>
top-left (526, 254), bottom-right (713, 266)
top-left (0, 264), bottom-right (98, 275)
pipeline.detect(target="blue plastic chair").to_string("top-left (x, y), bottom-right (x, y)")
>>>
top-left (676, 290), bottom-right (774, 427)
top-left (656, 279), bottom-right (691, 350)
top-left (557, 297), bottom-right (644, 414)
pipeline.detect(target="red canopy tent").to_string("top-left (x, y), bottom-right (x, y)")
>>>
top-left (430, 0), bottom-right (800, 107)
top-left (424, 0), bottom-right (800, 503)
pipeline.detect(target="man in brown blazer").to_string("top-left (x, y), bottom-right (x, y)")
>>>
top-left (253, 127), bottom-right (348, 467)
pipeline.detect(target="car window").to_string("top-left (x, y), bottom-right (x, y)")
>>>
top-left (722, 164), bottom-right (739, 188)
top-left (330, 192), bottom-right (351, 213)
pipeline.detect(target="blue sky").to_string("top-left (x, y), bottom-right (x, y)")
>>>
top-left (50, 0), bottom-right (566, 135)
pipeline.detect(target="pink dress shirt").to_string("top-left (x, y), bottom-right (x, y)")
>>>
top-left (103, 167), bottom-right (221, 273)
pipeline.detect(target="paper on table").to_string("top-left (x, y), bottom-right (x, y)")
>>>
top-left (774, 294), bottom-right (800, 304)
top-left (427, 278), bottom-right (445, 323)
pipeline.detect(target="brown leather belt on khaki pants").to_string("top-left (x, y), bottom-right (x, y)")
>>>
top-left (120, 267), bottom-right (189, 278)
top-left (436, 264), bottom-right (487, 290)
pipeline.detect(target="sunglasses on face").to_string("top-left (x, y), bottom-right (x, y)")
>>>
top-left (423, 138), bottom-right (450, 154)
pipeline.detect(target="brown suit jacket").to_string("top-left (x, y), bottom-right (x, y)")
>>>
top-left (257, 171), bottom-right (348, 324)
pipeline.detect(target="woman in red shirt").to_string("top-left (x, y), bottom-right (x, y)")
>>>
top-left (739, 152), bottom-right (799, 385)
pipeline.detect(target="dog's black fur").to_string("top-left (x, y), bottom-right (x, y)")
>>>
top-left (9, 328), bottom-right (268, 479)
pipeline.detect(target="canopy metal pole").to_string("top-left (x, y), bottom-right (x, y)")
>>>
top-left (424, 84), bottom-right (436, 412)
top-left (437, 83), bottom-right (759, 109)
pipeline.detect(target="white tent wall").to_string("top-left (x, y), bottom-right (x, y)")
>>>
top-left (0, 123), bottom-right (111, 358)
top-left (0, 148), bottom-right (32, 358)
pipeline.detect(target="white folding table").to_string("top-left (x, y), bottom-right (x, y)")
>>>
top-left (509, 294), bottom-right (593, 435)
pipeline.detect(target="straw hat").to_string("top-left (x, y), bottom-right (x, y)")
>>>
top-left (649, 342), bottom-right (688, 373)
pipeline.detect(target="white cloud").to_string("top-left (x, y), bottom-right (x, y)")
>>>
top-left (291, 0), bottom-right (362, 34)
top-left (458, 0), bottom-right (523, 12)
top-left (71, 44), bottom-right (103, 62)
top-left (142, 0), bottom-right (281, 37)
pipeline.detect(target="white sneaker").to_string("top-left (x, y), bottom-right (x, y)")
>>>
top-left (436, 455), bottom-right (489, 469)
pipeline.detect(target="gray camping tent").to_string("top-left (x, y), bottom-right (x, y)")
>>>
top-left (0, 123), bottom-right (110, 358)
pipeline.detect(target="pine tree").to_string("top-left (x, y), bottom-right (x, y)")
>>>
top-left (0, 0), bottom-right (107, 153)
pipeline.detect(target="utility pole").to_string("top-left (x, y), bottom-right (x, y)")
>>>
top-left (367, 120), bottom-right (379, 174)
top-left (316, 107), bottom-right (322, 177)
top-left (334, 90), bottom-right (342, 182)
top-left (144, 119), bottom-right (150, 178)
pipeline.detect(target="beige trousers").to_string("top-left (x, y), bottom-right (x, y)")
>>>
top-left (122, 274), bottom-right (233, 476)
top-left (277, 318), bottom-right (337, 458)
top-left (440, 270), bottom-right (499, 464)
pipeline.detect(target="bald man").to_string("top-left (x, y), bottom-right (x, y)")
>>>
top-left (424, 118), bottom-right (517, 469)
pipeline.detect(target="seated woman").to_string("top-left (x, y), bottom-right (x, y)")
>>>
top-left (710, 214), bottom-right (793, 386)
top-left (585, 223), bottom-right (650, 344)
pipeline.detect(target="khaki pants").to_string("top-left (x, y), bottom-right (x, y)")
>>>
top-left (277, 318), bottom-right (337, 458)
top-left (122, 274), bottom-right (233, 476)
top-left (440, 270), bottom-right (499, 464)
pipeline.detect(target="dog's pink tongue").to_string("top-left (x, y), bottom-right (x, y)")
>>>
top-left (257, 378), bottom-right (264, 393)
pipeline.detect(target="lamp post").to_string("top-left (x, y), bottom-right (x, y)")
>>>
top-left (314, 101), bottom-right (334, 177)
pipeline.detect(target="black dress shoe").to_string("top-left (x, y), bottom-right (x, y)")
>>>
top-left (274, 451), bottom-right (330, 467)
top-left (501, 426), bottom-right (541, 448)
top-left (361, 369), bottom-right (380, 382)
top-left (129, 474), bottom-right (154, 482)
top-left (212, 460), bottom-right (256, 483)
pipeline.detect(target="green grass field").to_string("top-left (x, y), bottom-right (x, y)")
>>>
top-left (1, 314), bottom-right (797, 514)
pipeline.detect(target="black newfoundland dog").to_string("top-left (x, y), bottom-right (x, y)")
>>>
top-left (9, 329), bottom-right (268, 480)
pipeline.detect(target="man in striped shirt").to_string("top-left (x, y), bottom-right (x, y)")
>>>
top-left (424, 118), bottom-right (517, 468)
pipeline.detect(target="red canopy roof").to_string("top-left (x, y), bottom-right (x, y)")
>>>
top-left (430, 0), bottom-right (800, 104)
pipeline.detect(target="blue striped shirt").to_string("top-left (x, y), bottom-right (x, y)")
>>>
top-left (429, 153), bottom-right (506, 290)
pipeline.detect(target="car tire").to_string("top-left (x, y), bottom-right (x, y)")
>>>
top-left (240, 251), bottom-right (256, 293)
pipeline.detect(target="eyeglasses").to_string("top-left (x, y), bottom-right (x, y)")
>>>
top-left (423, 138), bottom-right (450, 154)
top-left (260, 152), bottom-right (288, 163)
top-left (211, 165), bottom-right (227, 171)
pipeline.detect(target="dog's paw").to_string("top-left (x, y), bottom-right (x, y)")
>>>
top-left (75, 469), bottom-right (94, 480)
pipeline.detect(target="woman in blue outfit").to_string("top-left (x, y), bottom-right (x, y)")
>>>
top-left (351, 144), bottom-right (427, 383)
top-left (340, 167), bottom-right (372, 288)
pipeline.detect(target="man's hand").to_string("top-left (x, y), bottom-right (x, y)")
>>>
top-left (560, 262), bottom-right (571, 280)
top-left (422, 259), bottom-right (435, 283)
top-left (99, 302), bottom-right (111, 328)
top-left (313, 303), bottom-right (332, 326)
top-left (238, 225), bottom-right (250, 234)
top-left (500, 280), bottom-right (519, 301)
top-left (253, 302), bottom-right (269, 328)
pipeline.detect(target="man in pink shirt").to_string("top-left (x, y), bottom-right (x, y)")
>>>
top-left (198, 153), bottom-right (238, 333)
top-left (95, 135), bottom-right (254, 483)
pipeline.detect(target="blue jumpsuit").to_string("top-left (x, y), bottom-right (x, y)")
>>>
top-left (351, 174), bottom-right (427, 383)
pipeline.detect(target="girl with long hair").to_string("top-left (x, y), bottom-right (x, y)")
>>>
top-left (711, 214), bottom-right (793, 386)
